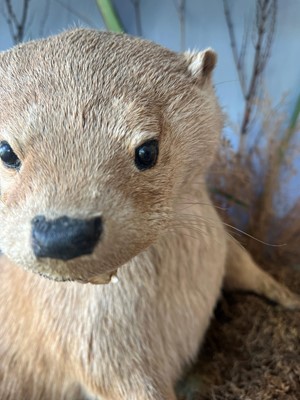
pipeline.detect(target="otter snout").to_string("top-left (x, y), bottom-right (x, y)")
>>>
top-left (31, 215), bottom-right (102, 261)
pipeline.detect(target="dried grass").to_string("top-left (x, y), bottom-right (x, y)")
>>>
top-left (176, 262), bottom-right (300, 400)
top-left (208, 92), bottom-right (300, 266)
top-left (181, 90), bottom-right (300, 399)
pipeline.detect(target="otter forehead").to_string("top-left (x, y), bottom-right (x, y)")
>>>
top-left (0, 29), bottom-right (194, 149)
top-left (0, 29), bottom-right (221, 205)
top-left (0, 29), bottom-right (190, 105)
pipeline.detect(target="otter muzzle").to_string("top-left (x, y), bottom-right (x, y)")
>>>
top-left (31, 215), bottom-right (102, 261)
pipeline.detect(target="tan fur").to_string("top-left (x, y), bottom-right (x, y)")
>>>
top-left (0, 29), bottom-right (298, 399)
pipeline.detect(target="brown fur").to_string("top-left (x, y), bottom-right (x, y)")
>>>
top-left (0, 29), bottom-right (298, 399)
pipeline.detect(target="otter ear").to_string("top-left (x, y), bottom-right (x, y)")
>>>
top-left (183, 48), bottom-right (217, 83)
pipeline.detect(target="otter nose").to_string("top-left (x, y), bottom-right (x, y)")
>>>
top-left (31, 215), bottom-right (102, 261)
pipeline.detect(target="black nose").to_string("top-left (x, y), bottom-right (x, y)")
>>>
top-left (31, 215), bottom-right (102, 261)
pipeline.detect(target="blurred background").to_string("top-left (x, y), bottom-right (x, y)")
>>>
top-left (0, 0), bottom-right (300, 265)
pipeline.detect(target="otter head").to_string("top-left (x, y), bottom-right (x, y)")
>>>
top-left (0, 29), bottom-right (222, 283)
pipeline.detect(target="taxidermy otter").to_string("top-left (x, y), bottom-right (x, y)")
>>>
top-left (0, 29), bottom-right (298, 399)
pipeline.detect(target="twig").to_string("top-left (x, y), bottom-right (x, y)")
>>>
top-left (223, 0), bottom-right (247, 97)
top-left (39, 0), bottom-right (51, 37)
top-left (4, 0), bottom-right (18, 28)
top-left (3, 6), bottom-right (15, 42)
top-left (223, 0), bottom-right (277, 137)
top-left (238, 17), bottom-right (250, 85)
top-left (173, 0), bottom-right (186, 51)
top-left (240, 0), bottom-right (277, 136)
top-left (4, 0), bottom-right (31, 44)
top-left (130, 0), bottom-right (142, 36)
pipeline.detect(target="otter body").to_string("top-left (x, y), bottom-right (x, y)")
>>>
top-left (0, 30), bottom-right (298, 399)
top-left (0, 192), bottom-right (225, 399)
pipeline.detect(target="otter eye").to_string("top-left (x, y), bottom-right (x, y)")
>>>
top-left (0, 141), bottom-right (21, 170)
top-left (135, 140), bottom-right (159, 171)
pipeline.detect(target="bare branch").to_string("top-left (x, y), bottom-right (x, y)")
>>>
top-left (130, 0), bottom-right (142, 36)
top-left (2, 4), bottom-right (16, 42)
top-left (173, 0), bottom-right (186, 51)
top-left (223, 0), bottom-right (277, 137)
top-left (260, 0), bottom-right (277, 71)
top-left (25, 7), bottom-right (35, 39)
top-left (4, 0), bottom-right (18, 28)
top-left (20, 0), bottom-right (30, 29)
top-left (178, 0), bottom-right (186, 51)
top-left (19, 0), bottom-right (30, 42)
top-left (223, 0), bottom-right (247, 97)
top-left (238, 17), bottom-right (250, 83)
top-left (39, 0), bottom-right (51, 37)
top-left (4, 0), bottom-right (31, 44)
top-left (240, 0), bottom-right (277, 136)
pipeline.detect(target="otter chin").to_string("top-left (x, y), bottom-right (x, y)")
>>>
top-left (21, 255), bottom-right (120, 284)
top-left (38, 271), bottom-right (118, 285)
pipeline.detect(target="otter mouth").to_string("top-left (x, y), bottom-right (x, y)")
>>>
top-left (36, 270), bottom-right (73, 282)
top-left (1, 244), bottom-right (118, 285)
top-left (35, 265), bottom-right (119, 285)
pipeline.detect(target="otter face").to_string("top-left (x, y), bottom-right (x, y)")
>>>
top-left (0, 29), bottom-right (222, 283)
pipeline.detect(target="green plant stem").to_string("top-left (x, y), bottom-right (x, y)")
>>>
top-left (278, 93), bottom-right (300, 162)
top-left (96, 0), bottom-right (124, 33)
